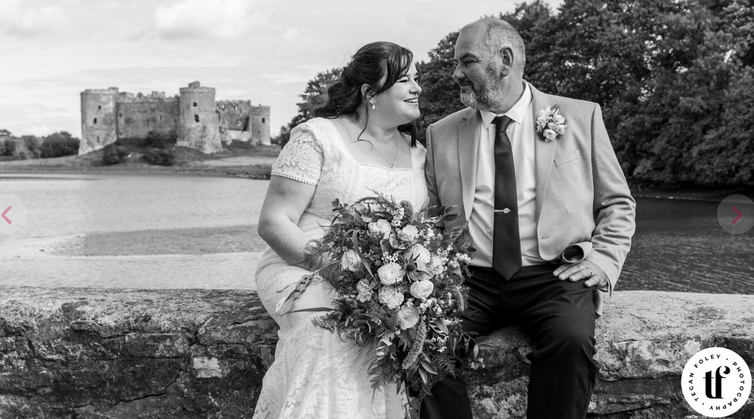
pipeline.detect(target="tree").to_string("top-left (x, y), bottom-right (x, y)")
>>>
top-left (41, 131), bottom-right (80, 158)
top-left (280, 68), bottom-right (342, 147)
top-left (415, 1), bottom-right (555, 145)
top-left (416, 32), bottom-right (464, 144)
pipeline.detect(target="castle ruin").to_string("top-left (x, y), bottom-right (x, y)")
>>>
top-left (80, 81), bottom-right (271, 155)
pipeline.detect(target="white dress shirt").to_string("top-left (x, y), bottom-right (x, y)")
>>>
top-left (468, 82), bottom-right (544, 267)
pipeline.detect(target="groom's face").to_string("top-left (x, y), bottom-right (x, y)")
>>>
top-left (453, 27), bottom-right (506, 112)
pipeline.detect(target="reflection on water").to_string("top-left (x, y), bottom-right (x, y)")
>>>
top-left (1, 174), bottom-right (752, 294)
top-left (620, 197), bottom-right (754, 294)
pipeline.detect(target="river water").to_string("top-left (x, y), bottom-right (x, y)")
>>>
top-left (1, 173), bottom-right (752, 294)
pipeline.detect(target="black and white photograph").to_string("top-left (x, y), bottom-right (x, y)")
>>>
top-left (1, 0), bottom-right (753, 418)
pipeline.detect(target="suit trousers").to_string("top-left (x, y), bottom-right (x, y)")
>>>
top-left (420, 264), bottom-right (598, 419)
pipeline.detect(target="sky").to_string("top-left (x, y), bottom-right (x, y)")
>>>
top-left (0, 0), bottom-right (563, 138)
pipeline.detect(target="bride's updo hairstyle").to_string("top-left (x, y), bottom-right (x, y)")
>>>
top-left (314, 41), bottom-right (418, 147)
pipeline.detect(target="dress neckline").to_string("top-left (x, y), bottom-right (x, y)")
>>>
top-left (323, 118), bottom-right (414, 171)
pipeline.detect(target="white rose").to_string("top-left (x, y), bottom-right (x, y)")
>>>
top-left (399, 225), bottom-right (419, 242)
top-left (555, 114), bottom-right (565, 124)
top-left (403, 244), bottom-right (431, 265)
top-left (356, 279), bottom-right (373, 294)
top-left (340, 249), bottom-right (361, 272)
top-left (410, 280), bottom-right (435, 301)
top-left (543, 129), bottom-right (557, 141)
top-left (556, 125), bottom-right (566, 135)
top-left (428, 256), bottom-right (446, 275)
top-left (396, 306), bottom-right (420, 330)
top-left (377, 262), bottom-right (405, 285)
top-left (378, 286), bottom-right (404, 309)
top-left (368, 219), bottom-right (392, 238)
top-left (356, 291), bottom-right (373, 303)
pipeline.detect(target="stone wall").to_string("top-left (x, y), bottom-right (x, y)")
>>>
top-left (80, 89), bottom-right (119, 155)
top-left (117, 100), bottom-right (179, 140)
top-left (1, 288), bottom-right (752, 418)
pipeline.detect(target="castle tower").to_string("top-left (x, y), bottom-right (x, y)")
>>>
top-left (250, 105), bottom-right (271, 146)
top-left (80, 88), bottom-right (119, 155)
top-left (178, 81), bottom-right (221, 153)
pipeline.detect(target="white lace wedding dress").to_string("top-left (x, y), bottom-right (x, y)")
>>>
top-left (254, 117), bottom-right (429, 418)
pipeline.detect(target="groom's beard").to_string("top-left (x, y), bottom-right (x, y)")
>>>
top-left (459, 68), bottom-right (506, 112)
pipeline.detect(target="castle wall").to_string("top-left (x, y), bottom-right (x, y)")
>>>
top-left (217, 100), bottom-right (252, 144)
top-left (250, 105), bottom-right (271, 146)
top-left (79, 82), bottom-right (269, 155)
top-left (80, 89), bottom-right (119, 155)
top-left (178, 82), bottom-right (222, 154)
top-left (117, 95), bottom-right (179, 140)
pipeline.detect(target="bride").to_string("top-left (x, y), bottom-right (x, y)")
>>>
top-left (253, 42), bottom-right (427, 418)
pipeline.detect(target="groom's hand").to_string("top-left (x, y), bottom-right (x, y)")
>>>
top-left (553, 260), bottom-right (609, 290)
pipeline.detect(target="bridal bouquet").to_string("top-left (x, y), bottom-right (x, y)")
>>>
top-left (284, 195), bottom-right (473, 414)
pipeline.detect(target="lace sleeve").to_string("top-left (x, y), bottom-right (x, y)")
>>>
top-left (271, 122), bottom-right (324, 185)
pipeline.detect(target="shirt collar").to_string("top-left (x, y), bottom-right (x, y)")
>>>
top-left (480, 81), bottom-right (532, 129)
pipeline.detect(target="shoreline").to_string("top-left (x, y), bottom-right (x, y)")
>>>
top-left (2, 159), bottom-right (751, 202)
top-left (0, 162), bottom-right (272, 180)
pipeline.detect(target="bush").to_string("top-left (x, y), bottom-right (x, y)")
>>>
top-left (41, 135), bottom-right (80, 158)
top-left (21, 136), bottom-right (43, 159)
top-left (142, 131), bottom-right (176, 149)
top-left (143, 148), bottom-right (175, 166)
top-left (102, 144), bottom-right (130, 165)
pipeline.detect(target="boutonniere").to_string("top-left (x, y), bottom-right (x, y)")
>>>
top-left (536, 106), bottom-right (567, 143)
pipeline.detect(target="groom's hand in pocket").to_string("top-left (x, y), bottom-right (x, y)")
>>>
top-left (553, 260), bottom-right (609, 291)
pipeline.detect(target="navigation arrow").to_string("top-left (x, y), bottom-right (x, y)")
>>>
top-left (1, 206), bottom-right (10, 225)
top-left (732, 206), bottom-right (743, 225)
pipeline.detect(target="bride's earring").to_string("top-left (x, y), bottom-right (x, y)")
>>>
top-left (370, 101), bottom-right (376, 110)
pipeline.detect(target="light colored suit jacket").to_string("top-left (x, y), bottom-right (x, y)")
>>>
top-left (425, 83), bottom-right (636, 313)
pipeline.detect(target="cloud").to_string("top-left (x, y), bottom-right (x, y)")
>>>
top-left (0, 0), bottom-right (67, 37)
top-left (152, 0), bottom-right (262, 40)
top-left (262, 73), bottom-right (312, 85)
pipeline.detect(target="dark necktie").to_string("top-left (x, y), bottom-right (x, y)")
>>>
top-left (493, 116), bottom-right (522, 280)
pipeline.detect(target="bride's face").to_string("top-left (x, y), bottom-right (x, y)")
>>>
top-left (373, 61), bottom-right (421, 125)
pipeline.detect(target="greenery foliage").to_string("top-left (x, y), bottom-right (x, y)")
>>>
top-left (143, 148), bottom-right (175, 166)
top-left (102, 143), bottom-right (130, 166)
top-left (283, 0), bottom-right (754, 188)
top-left (0, 130), bottom-right (81, 160)
top-left (40, 132), bottom-right (80, 158)
top-left (142, 131), bottom-right (177, 150)
top-left (279, 68), bottom-right (342, 148)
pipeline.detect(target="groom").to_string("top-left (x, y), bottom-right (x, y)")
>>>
top-left (423, 18), bottom-right (636, 419)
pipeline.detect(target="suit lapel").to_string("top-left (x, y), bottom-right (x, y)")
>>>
top-left (457, 108), bottom-right (480, 219)
top-left (530, 84), bottom-right (557, 222)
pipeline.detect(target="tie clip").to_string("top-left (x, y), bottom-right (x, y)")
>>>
top-left (494, 208), bottom-right (512, 214)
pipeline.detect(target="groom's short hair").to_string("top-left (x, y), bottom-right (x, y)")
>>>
top-left (481, 18), bottom-right (526, 74)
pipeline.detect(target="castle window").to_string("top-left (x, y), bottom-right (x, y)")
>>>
top-left (193, 101), bottom-right (198, 107)
top-left (98, 105), bottom-right (101, 110)
top-left (119, 113), bottom-right (122, 118)
top-left (93, 118), bottom-right (97, 124)
top-left (97, 136), bottom-right (100, 143)
top-left (159, 115), bottom-right (162, 120)
top-left (194, 114), bottom-right (200, 123)
top-left (262, 118), bottom-right (265, 123)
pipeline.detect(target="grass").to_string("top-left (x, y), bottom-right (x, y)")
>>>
top-left (0, 140), bottom-right (280, 179)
